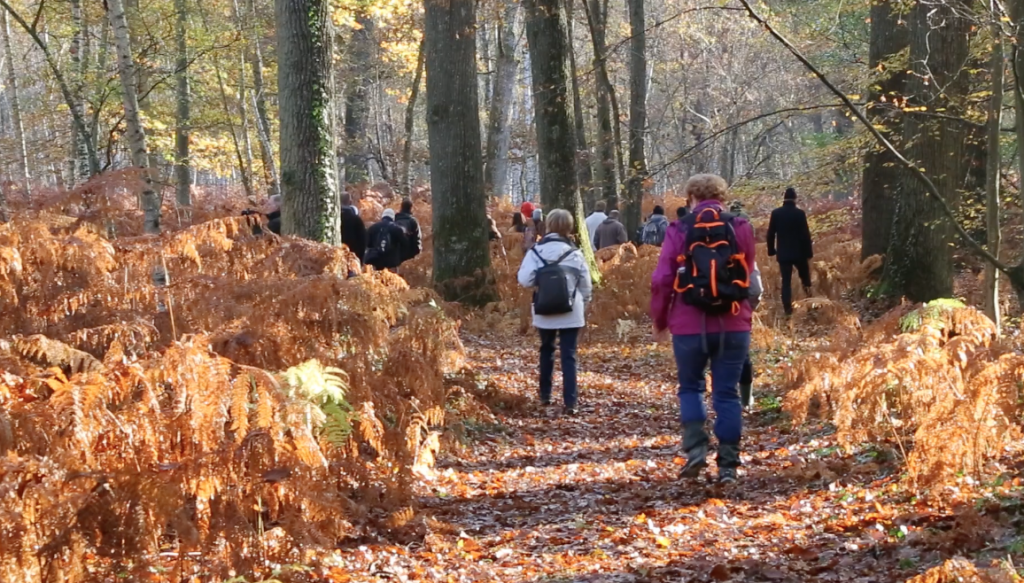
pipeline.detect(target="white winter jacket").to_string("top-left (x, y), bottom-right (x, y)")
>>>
top-left (584, 212), bottom-right (607, 245)
top-left (517, 235), bottom-right (594, 330)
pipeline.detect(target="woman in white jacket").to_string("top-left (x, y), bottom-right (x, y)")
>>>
top-left (517, 209), bottom-right (594, 415)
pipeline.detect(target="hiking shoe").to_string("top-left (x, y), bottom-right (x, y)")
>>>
top-left (563, 406), bottom-right (578, 417)
top-left (679, 422), bottom-right (710, 478)
top-left (717, 467), bottom-right (739, 484)
top-left (679, 449), bottom-right (708, 479)
top-left (540, 398), bottom-right (552, 406)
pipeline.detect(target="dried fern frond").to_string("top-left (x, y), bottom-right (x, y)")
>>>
top-left (12, 335), bottom-right (103, 376)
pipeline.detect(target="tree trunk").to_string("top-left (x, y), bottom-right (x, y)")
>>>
top-left (567, 0), bottom-right (594, 208)
top-left (174, 0), bottom-right (191, 208)
top-left (483, 0), bottom-right (521, 198)
top-left (238, 52), bottom-right (256, 196)
top-left (1010, 0), bottom-right (1024, 210)
top-left (1, 10), bottom-right (28, 198)
top-left (70, 0), bottom-right (90, 186)
top-left (400, 37), bottom-right (425, 195)
top-left (107, 0), bottom-right (161, 234)
top-left (424, 0), bottom-right (496, 305)
top-left (0, 1), bottom-right (100, 177)
top-left (985, 7), bottom-right (1003, 329)
top-left (524, 0), bottom-right (577, 209)
top-left (524, 0), bottom-right (598, 281)
top-left (344, 15), bottom-right (376, 185)
top-left (246, 0), bottom-right (280, 197)
top-left (883, 0), bottom-right (973, 301)
top-left (211, 47), bottom-right (254, 200)
top-left (862, 0), bottom-right (910, 260)
top-left (624, 0), bottom-right (647, 239)
top-left (584, 0), bottom-right (618, 207)
top-left (275, 0), bottom-right (340, 243)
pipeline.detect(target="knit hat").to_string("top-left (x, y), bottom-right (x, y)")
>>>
top-left (521, 201), bottom-right (536, 217)
top-left (383, 208), bottom-right (396, 220)
top-left (784, 187), bottom-right (797, 201)
top-left (532, 209), bottom-right (542, 222)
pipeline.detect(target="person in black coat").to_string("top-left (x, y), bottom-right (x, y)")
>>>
top-left (766, 187), bottom-right (814, 315)
top-left (394, 198), bottom-right (422, 262)
top-left (340, 192), bottom-right (367, 261)
top-left (364, 209), bottom-right (407, 271)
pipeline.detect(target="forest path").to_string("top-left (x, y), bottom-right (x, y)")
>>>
top-left (330, 333), bottom-right (953, 582)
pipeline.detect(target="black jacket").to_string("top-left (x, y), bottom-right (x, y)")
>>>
top-left (767, 201), bottom-right (813, 263)
top-left (341, 206), bottom-right (367, 260)
top-left (365, 217), bottom-right (407, 270)
top-left (266, 209), bottom-right (281, 235)
top-left (394, 211), bottom-right (421, 261)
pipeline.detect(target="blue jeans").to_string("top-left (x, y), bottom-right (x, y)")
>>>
top-left (673, 331), bottom-right (750, 444)
top-left (539, 328), bottom-right (580, 407)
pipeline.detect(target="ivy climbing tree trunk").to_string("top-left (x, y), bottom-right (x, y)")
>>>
top-left (624, 0), bottom-right (648, 239)
top-left (174, 0), bottom-right (191, 208)
top-left (275, 0), bottom-right (339, 243)
top-left (344, 14), bottom-right (376, 185)
top-left (424, 0), bottom-right (496, 305)
top-left (484, 0), bottom-right (520, 198)
top-left (524, 0), bottom-right (597, 275)
top-left (883, 0), bottom-right (974, 301)
top-left (108, 0), bottom-right (161, 234)
top-left (1, 10), bottom-right (28, 197)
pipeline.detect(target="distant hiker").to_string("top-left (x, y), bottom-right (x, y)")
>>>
top-left (729, 200), bottom-right (749, 220)
top-left (521, 201), bottom-right (536, 225)
top-left (395, 198), bottom-right (422, 262)
top-left (532, 209), bottom-right (545, 238)
top-left (510, 212), bottom-right (527, 234)
top-left (640, 205), bottom-right (670, 247)
top-left (517, 209), bottom-right (593, 416)
top-left (651, 174), bottom-right (760, 483)
top-left (585, 201), bottom-right (608, 243)
top-left (675, 205), bottom-right (690, 224)
top-left (767, 187), bottom-right (814, 316)
top-left (523, 206), bottom-right (545, 251)
top-left (264, 195), bottom-right (282, 235)
top-left (594, 210), bottom-right (628, 250)
top-left (364, 209), bottom-right (407, 271)
top-left (341, 192), bottom-right (367, 261)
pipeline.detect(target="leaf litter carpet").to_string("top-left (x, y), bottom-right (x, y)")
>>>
top-left (324, 334), bottom-right (1013, 583)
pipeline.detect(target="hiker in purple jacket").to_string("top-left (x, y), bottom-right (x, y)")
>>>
top-left (651, 174), bottom-right (761, 483)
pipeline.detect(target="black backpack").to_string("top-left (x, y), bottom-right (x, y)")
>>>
top-left (532, 242), bottom-right (581, 315)
top-left (365, 223), bottom-right (395, 264)
top-left (674, 208), bottom-right (750, 315)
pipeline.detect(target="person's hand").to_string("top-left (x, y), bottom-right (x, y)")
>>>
top-left (652, 326), bottom-right (670, 343)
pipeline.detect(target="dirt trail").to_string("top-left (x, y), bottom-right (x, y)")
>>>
top-left (326, 334), bottom-right (978, 582)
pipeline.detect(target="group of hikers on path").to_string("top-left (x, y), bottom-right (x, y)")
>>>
top-left (516, 175), bottom-right (815, 483)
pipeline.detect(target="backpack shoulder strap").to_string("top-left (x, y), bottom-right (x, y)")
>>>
top-left (553, 247), bottom-right (577, 265)
top-left (531, 246), bottom-right (550, 266)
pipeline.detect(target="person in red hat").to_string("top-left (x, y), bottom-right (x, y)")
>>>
top-left (521, 201), bottom-right (540, 252)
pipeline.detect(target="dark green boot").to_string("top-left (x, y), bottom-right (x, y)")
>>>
top-left (717, 442), bottom-right (742, 483)
top-left (679, 422), bottom-right (709, 478)
top-left (739, 383), bottom-right (753, 410)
